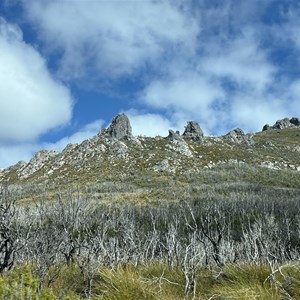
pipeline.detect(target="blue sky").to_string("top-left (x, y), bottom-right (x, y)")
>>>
top-left (0, 0), bottom-right (300, 168)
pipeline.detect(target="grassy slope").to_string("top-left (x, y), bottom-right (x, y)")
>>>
top-left (1, 128), bottom-right (300, 299)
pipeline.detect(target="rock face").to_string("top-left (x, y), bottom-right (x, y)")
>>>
top-left (225, 128), bottom-right (253, 145)
top-left (19, 150), bottom-right (59, 179)
top-left (262, 117), bottom-right (300, 131)
top-left (182, 121), bottom-right (204, 141)
top-left (167, 130), bottom-right (181, 140)
top-left (290, 117), bottom-right (300, 126)
top-left (262, 124), bottom-right (270, 131)
top-left (106, 113), bottom-right (132, 139)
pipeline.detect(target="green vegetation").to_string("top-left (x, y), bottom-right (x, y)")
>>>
top-left (1, 127), bottom-right (300, 298)
top-left (2, 262), bottom-right (300, 299)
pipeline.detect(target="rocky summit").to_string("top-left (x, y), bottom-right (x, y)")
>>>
top-left (262, 117), bottom-right (300, 131)
top-left (104, 113), bottom-right (132, 139)
top-left (182, 121), bottom-right (204, 141)
top-left (1, 114), bottom-right (300, 188)
top-left (224, 128), bottom-right (254, 145)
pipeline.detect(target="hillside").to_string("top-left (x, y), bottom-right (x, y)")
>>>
top-left (1, 114), bottom-right (300, 201)
top-left (1, 115), bottom-right (300, 299)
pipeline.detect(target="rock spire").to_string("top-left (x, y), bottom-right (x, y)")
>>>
top-left (106, 113), bottom-right (132, 139)
top-left (182, 121), bottom-right (204, 141)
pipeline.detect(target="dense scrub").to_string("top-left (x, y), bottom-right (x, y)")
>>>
top-left (1, 165), bottom-right (300, 298)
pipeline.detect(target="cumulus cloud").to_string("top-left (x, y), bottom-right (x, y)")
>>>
top-left (201, 31), bottom-right (276, 92)
top-left (137, 27), bottom-right (279, 134)
top-left (0, 119), bottom-right (104, 168)
top-left (136, 3), bottom-right (298, 135)
top-left (140, 72), bottom-right (226, 134)
top-left (0, 18), bottom-right (73, 143)
top-left (23, 0), bottom-right (199, 79)
top-left (126, 110), bottom-right (175, 137)
top-left (44, 119), bottom-right (104, 152)
top-left (0, 143), bottom-right (38, 169)
top-left (17, 0), bottom-right (300, 137)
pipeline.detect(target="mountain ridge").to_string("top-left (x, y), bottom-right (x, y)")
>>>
top-left (1, 114), bottom-right (300, 187)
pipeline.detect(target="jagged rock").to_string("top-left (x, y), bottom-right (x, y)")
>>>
top-left (105, 113), bottom-right (132, 139)
top-left (182, 121), bottom-right (204, 141)
top-left (62, 143), bottom-right (78, 154)
top-left (290, 117), bottom-right (300, 126)
top-left (262, 117), bottom-right (300, 131)
top-left (19, 150), bottom-right (58, 179)
top-left (8, 161), bottom-right (26, 170)
top-left (262, 124), bottom-right (270, 131)
top-left (167, 130), bottom-right (181, 140)
top-left (273, 118), bottom-right (292, 129)
top-left (225, 128), bottom-right (254, 145)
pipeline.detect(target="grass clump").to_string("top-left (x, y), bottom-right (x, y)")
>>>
top-left (95, 266), bottom-right (158, 300)
top-left (209, 264), bottom-right (281, 300)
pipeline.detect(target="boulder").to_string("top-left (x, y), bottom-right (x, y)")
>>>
top-left (290, 117), bottom-right (300, 126)
top-left (167, 129), bottom-right (181, 140)
top-left (273, 118), bottom-right (292, 129)
top-left (262, 117), bottom-right (300, 131)
top-left (106, 113), bottom-right (132, 139)
top-left (182, 121), bottom-right (204, 141)
top-left (262, 124), bottom-right (270, 131)
top-left (225, 128), bottom-right (254, 145)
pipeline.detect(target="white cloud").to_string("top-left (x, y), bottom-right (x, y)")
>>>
top-left (126, 110), bottom-right (174, 137)
top-left (44, 119), bottom-right (104, 152)
top-left (138, 19), bottom-right (284, 135)
top-left (20, 0), bottom-right (300, 139)
top-left (24, 0), bottom-right (199, 79)
top-left (0, 143), bottom-right (38, 169)
top-left (139, 72), bottom-right (227, 134)
top-left (273, 5), bottom-right (300, 50)
top-left (0, 18), bottom-right (73, 143)
top-left (229, 92), bottom-right (289, 132)
top-left (142, 73), bottom-right (224, 112)
top-left (201, 30), bottom-right (276, 92)
top-left (0, 119), bottom-right (104, 169)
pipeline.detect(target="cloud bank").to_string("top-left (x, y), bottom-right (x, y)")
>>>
top-left (24, 0), bottom-right (198, 79)
top-left (0, 119), bottom-right (104, 169)
top-left (22, 0), bottom-right (300, 136)
top-left (0, 18), bottom-right (73, 143)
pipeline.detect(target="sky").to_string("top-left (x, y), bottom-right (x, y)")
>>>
top-left (0, 0), bottom-right (300, 168)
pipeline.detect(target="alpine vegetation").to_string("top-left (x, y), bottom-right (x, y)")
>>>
top-left (0, 115), bottom-right (300, 299)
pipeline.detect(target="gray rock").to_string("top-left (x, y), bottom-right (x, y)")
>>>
top-left (19, 150), bottom-right (59, 179)
top-left (182, 121), bottom-right (204, 141)
top-left (262, 124), bottom-right (270, 131)
top-left (167, 129), bottom-right (181, 140)
top-left (273, 118), bottom-right (292, 129)
top-left (106, 113), bottom-right (132, 139)
top-left (262, 117), bottom-right (300, 131)
top-left (225, 128), bottom-right (253, 145)
top-left (290, 117), bottom-right (300, 126)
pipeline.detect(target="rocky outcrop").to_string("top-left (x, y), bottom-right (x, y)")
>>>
top-left (19, 150), bottom-right (58, 179)
top-left (290, 117), bottom-right (300, 126)
top-left (2, 113), bottom-right (300, 185)
top-left (262, 117), bottom-right (300, 131)
top-left (225, 128), bottom-right (254, 145)
top-left (182, 121), bottom-right (204, 141)
top-left (166, 138), bottom-right (193, 157)
top-left (167, 130), bottom-right (181, 140)
top-left (262, 124), bottom-right (271, 131)
top-left (105, 113), bottom-right (132, 139)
